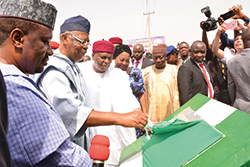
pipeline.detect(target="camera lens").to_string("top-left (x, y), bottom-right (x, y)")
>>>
top-left (202, 21), bottom-right (212, 31)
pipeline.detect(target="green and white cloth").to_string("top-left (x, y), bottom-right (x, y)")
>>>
top-left (119, 93), bottom-right (250, 167)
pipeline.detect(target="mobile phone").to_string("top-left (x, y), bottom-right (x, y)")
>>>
top-left (224, 20), bottom-right (238, 30)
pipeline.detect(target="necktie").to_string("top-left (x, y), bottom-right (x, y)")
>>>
top-left (199, 63), bottom-right (213, 99)
top-left (135, 60), bottom-right (139, 68)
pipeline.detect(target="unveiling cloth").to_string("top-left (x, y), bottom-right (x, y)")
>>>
top-left (142, 64), bottom-right (180, 123)
top-left (78, 61), bottom-right (140, 167)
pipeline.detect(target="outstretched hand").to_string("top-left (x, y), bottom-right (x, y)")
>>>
top-left (217, 17), bottom-right (224, 25)
top-left (200, 21), bottom-right (204, 29)
top-left (119, 108), bottom-right (148, 128)
top-left (234, 20), bottom-right (247, 31)
top-left (216, 23), bottom-right (226, 35)
top-left (230, 6), bottom-right (244, 20)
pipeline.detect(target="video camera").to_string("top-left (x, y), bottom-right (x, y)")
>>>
top-left (201, 6), bottom-right (235, 32)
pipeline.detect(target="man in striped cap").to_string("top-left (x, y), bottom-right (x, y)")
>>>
top-left (142, 43), bottom-right (180, 124)
top-left (0, 0), bottom-right (93, 166)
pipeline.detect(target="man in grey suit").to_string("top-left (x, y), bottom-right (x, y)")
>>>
top-left (178, 41), bottom-right (214, 105)
top-left (228, 27), bottom-right (250, 114)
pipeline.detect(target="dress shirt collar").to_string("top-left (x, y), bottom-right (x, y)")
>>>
top-left (135, 56), bottom-right (143, 64)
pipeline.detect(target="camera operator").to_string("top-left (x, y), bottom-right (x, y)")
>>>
top-left (199, 21), bottom-right (231, 105)
top-left (212, 18), bottom-right (247, 65)
top-left (220, 6), bottom-right (250, 49)
top-left (212, 5), bottom-right (249, 63)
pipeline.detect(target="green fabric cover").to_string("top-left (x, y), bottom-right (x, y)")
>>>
top-left (142, 119), bottom-right (223, 167)
top-left (186, 110), bottom-right (250, 166)
top-left (119, 135), bottom-right (145, 164)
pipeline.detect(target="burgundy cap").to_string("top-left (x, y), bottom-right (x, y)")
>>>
top-left (109, 37), bottom-right (123, 45)
top-left (49, 41), bottom-right (59, 49)
top-left (92, 40), bottom-right (114, 54)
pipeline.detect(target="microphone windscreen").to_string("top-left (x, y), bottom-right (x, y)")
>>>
top-left (89, 135), bottom-right (110, 161)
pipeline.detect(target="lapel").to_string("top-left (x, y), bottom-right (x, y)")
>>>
top-left (190, 58), bottom-right (205, 81)
top-left (190, 58), bottom-right (213, 84)
top-left (141, 58), bottom-right (145, 68)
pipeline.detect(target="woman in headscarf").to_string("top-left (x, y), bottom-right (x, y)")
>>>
top-left (113, 44), bottom-right (147, 138)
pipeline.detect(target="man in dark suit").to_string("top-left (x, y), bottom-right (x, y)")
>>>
top-left (178, 40), bottom-right (214, 105)
top-left (132, 44), bottom-right (154, 69)
top-left (228, 27), bottom-right (250, 114)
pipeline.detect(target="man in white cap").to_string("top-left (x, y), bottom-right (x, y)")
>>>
top-left (0, 0), bottom-right (93, 166)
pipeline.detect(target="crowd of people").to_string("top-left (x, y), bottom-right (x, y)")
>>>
top-left (0, 0), bottom-right (250, 167)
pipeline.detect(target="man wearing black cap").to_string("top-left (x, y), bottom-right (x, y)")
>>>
top-left (0, 0), bottom-right (92, 166)
top-left (33, 15), bottom-right (147, 151)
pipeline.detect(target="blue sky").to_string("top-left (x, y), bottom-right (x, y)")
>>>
top-left (44, 0), bottom-right (250, 54)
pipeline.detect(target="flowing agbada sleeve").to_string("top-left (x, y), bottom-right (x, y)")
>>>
top-left (141, 67), bottom-right (156, 121)
top-left (171, 65), bottom-right (180, 112)
top-left (112, 68), bottom-right (141, 113)
top-left (33, 54), bottom-right (94, 144)
top-left (38, 68), bottom-right (92, 139)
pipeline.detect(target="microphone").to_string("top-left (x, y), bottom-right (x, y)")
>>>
top-left (89, 135), bottom-right (110, 167)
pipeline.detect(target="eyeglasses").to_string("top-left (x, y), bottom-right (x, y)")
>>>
top-left (153, 56), bottom-right (165, 60)
top-left (66, 33), bottom-right (91, 47)
top-left (133, 51), bottom-right (143, 54)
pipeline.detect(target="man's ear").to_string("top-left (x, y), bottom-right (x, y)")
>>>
top-left (92, 53), bottom-right (95, 60)
top-left (10, 28), bottom-right (24, 49)
top-left (60, 33), bottom-right (68, 44)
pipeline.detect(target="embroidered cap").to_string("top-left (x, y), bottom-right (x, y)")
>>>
top-left (152, 43), bottom-right (167, 54)
top-left (109, 37), bottom-right (123, 45)
top-left (60, 15), bottom-right (91, 34)
top-left (92, 40), bottom-right (114, 54)
top-left (0, 0), bottom-right (57, 30)
top-left (49, 41), bottom-right (59, 49)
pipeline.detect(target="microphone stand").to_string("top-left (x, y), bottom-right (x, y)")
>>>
top-left (93, 159), bottom-right (104, 167)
